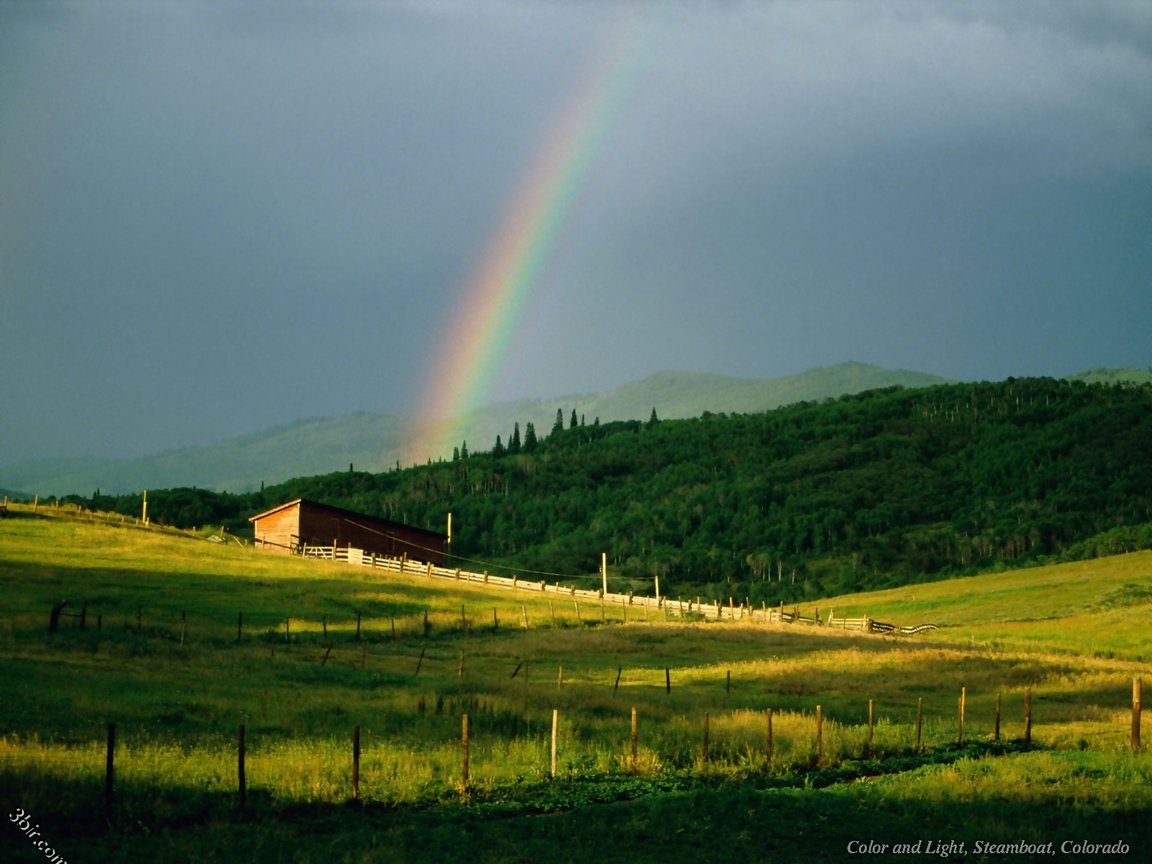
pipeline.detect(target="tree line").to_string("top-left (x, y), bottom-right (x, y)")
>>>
top-left (70, 378), bottom-right (1152, 604)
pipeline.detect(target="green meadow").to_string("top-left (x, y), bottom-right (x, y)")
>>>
top-left (2, 505), bottom-right (1150, 863)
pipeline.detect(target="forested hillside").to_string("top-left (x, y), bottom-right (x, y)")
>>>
top-left (74, 378), bottom-right (1152, 604)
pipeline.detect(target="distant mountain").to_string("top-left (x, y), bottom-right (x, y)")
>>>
top-left (3, 362), bottom-right (1135, 497)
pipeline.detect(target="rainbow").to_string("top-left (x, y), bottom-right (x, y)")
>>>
top-left (404, 5), bottom-right (652, 464)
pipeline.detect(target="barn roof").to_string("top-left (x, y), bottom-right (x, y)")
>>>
top-left (248, 498), bottom-right (446, 539)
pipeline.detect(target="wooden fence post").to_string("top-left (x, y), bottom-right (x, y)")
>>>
top-left (49, 600), bottom-right (67, 633)
top-left (665, 667), bottom-right (671, 695)
top-left (958, 686), bottom-right (966, 745)
top-left (352, 725), bottom-right (361, 801)
top-left (1133, 678), bottom-right (1142, 752)
top-left (614, 666), bottom-right (622, 693)
top-left (1024, 687), bottom-right (1032, 745)
top-left (546, 708), bottom-right (558, 779)
top-left (994, 693), bottom-right (1002, 742)
top-left (415, 646), bottom-right (426, 676)
top-left (815, 705), bottom-right (823, 761)
top-left (702, 712), bottom-right (710, 765)
top-left (237, 723), bottom-right (247, 811)
top-left (630, 707), bottom-right (639, 774)
top-left (461, 714), bottom-right (471, 790)
top-left (104, 722), bottom-right (116, 815)
top-left (766, 708), bottom-right (774, 765)
top-left (915, 697), bottom-right (923, 751)
top-left (867, 699), bottom-right (875, 757)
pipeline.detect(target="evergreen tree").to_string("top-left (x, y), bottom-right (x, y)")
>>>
top-left (570, 409), bottom-right (578, 429)
top-left (461, 440), bottom-right (469, 460)
top-left (509, 422), bottom-right (522, 454)
top-left (647, 407), bottom-right (659, 428)
top-left (492, 434), bottom-right (506, 458)
top-left (552, 409), bottom-right (565, 436)
top-left (524, 422), bottom-right (538, 453)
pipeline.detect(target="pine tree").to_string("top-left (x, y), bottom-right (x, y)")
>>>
top-left (524, 421), bottom-right (538, 453)
top-left (492, 434), bottom-right (505, 458)
top-left (509, 422), bottom-right (522, 454)
top-left (647, 407), bottom-right (659, 428)
top-left (552, 408), bottom-right (565, 436)
top-left (569, 409), bottom-right (578, 429)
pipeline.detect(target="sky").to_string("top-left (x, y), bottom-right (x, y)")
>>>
top-left (2, 0), bottom-right (1150, 465)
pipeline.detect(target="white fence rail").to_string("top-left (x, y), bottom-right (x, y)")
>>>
top-left (297, 544), bottom-right (938, 635)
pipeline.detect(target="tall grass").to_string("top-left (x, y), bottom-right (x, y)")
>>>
top-left (4, 507), bottom-right (1152, 860)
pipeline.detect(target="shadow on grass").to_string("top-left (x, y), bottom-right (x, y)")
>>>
top-left (8, 741), bottom-right (1143, 863)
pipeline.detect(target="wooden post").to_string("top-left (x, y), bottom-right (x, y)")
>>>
top-left (726, 669), bottom-right (731, 695)
top-left (1133, 678), bottom-right (1143, 752)
top-left (352, 725), bottom-right (361, 801)
top-left (520, 605), bottom-right (528, 629)
top-left (764, 709), bottom-right (774, 764)
top-left (1024, 687), bottom-right (1032, 745)
top-left (551, 709), bottom-right (559, 779)
top-left (958, 686), bottom-right (966, 745)
top-left (461, 714), bottom-right (470, 789)
top-left (415, 646), bottom-right (426, 676)
top-left (574, 602), bottom-right (582, 625)
top-left (179, 610), bottom-right (186, 647)
top-left (915, 697), bottom-right (924, 751)
top-left (322, 615), bottom-right (328, 640)
top-left (391, 617), bottom-right (397, 641)
top-left (356, 610), bottom-right (362, 640)
top-left (493, 608), bottom-right (499, 631)
top-left (458, 651), bottom-right (465, 679)
top-left (702, 712), bottom-right (710, 765)
top-left (601, 552), bottom-right (607, 597)
top-left (630, 707), bottom-right (639, 773)
top-left (994, 693), bottom-right (1002, 742)
top-left (237, 611), bottom-right (243, 642)
top-left (867, 699), bottom-right (875, 757)
top-left (105, 722), bottom-right (116, 814)
top-left (237, 723), bottom-right (247, 811)
top-left (557, 665), bottom-right (563, 689)
top-left (49, 600), bottom-right (67, 633)
top-left (284, 617), bottom-right (290, 644)
top-left (815, 705), bottom-right (823, 761)
top-left (665, 667), bottom-right (671, 695)
top-left (614, 666), bottom-right (622, 693)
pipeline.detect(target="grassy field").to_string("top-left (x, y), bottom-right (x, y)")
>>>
top-left (2, 505), bottom-right (1151, 862)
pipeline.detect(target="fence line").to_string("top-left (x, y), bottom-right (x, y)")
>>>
top-left (18, 678), bottom-right (1143, 816)
top-left (299, 544), bottom-right (938, 635)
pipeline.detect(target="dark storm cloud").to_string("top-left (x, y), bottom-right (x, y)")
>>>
top-left (1, 1), bottom-right (1149, 463)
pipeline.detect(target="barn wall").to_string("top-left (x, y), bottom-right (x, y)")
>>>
top-left (253, 505), bottom-right (301, 553)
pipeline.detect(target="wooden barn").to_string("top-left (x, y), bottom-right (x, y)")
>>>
top-left (249, 499), bottom-right (446, 565)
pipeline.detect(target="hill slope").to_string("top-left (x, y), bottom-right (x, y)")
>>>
top-left (69, 376), bottom-right (1152, 603)
top-left (0, 362), bottom-right (946, 496)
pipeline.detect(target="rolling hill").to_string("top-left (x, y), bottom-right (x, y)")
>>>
top-left (0, 361), bottom-right (947, 496)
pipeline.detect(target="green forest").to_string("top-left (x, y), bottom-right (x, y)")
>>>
top-left (72, 377), bottom-right (1152, 604)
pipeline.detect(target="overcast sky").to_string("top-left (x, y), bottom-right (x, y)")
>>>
top-left (2, 0), bottom-right (1150, 464)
